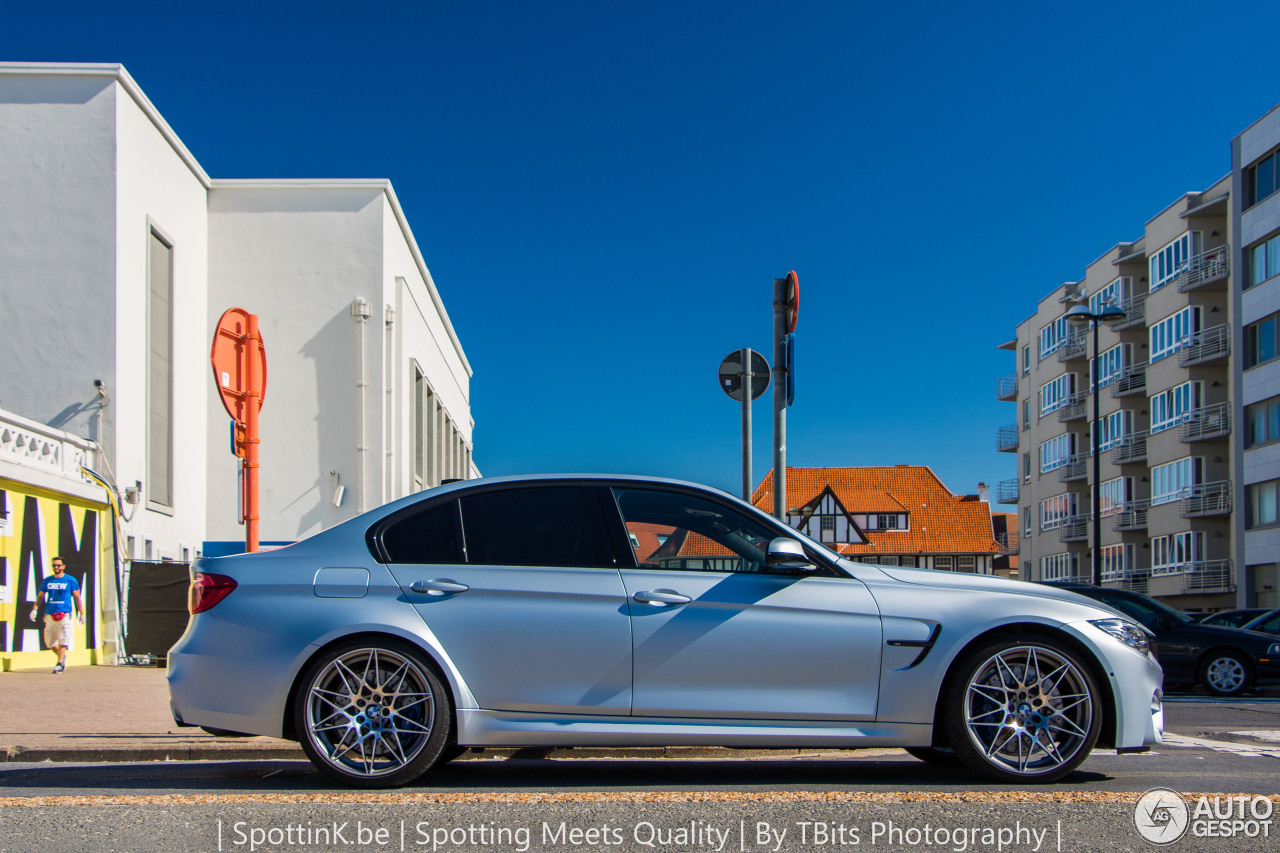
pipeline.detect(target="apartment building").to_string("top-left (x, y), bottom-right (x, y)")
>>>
top-left (998, 108), bottom-right (1280, 611)
top-left (1233, 106), bottom-right (1280, 610)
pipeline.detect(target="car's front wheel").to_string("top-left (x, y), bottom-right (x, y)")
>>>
top-left (294, 639), bottom-right (452, 787)
top-left (1200, 651), bottom-right (1250, 697)
top-left (943, 636), bottom-right (1101, 783)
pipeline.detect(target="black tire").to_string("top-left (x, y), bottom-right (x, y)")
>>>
top-left (1199, 650), bottom-right (1251, 698)
top-left (293, 638), bottom-right (453, 788)
top-left (943, 635), bottom-right (1101, 783)
top-left (437, 744), bottom-right (469, 764)
top-left (904, 747), bottom-right (960, 767)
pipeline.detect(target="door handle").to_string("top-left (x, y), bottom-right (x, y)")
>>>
top-left (633, 589), bottom-right (691, 606)
top-left (411, 579), bottom-right (469, 595)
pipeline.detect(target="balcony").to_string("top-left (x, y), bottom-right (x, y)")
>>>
top-left (1057, 332), bottom-right (1088, 362)
top-left (1178, 323), bottom-right (1230, 367)
top-left (1058, 453), bottom-right (1088, 482)
top-left (1058, 516), bottom-right (1090, 543)
top-left (996, 424), bottom-right (1019, 453)
top-left (1102, 573), bottom-right (1149, 594)
top-left (995, 479), bottom-right (1019, 504)
top-left (996, 374), bottom-right (1018, 401)
top-left (1057, 392), bottom-right (1088, 422)
top-left (1110, 361), bottom-right (1147, 397)
top-left (1113, 293), bottom-right (1146, 330)
top-left (1179, 401), bottom-right (1231, 443)
top-left (1180, 480), bottom-right (1232, 517)
top-left (1176, 246), bottom-right (1230, 292)
top-left (996, 531), bottom-right (1019, 554)
top-left (0, 410), bottom-right (97, 481)
top-left (1113, 500), bottom-right (1150, 531)
top-left (1111, 431), bottom-right (1148, 465)
top-left (1180, 560), bottom-right (1234, 594)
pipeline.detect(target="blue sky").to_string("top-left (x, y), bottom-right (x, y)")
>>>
top-left (6, 1), bottom-right (1280, 501)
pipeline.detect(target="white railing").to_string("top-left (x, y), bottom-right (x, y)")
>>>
top-left (0, 408), bottom-right (96, 481)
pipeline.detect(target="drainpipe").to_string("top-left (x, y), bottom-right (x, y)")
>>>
top-left (385, 299), bottom-right (397, 504)
top-left (351, 298), bottom-right (371, 513)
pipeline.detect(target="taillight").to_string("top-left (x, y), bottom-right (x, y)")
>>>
top-left (189, 572), bottom-right (238, 614)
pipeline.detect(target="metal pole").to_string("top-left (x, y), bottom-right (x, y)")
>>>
top-left (1091, 320), bottom-right (1101, 586)
top-left (772, 278), bottom-right (786, 520)
top-left (245, 313), bottom-right (261, 553)
top-left (741, 347), bottom-right (752, 502)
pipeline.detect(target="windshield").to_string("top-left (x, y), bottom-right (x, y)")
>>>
top-left (1101, 591), bottom-right (1192, 628)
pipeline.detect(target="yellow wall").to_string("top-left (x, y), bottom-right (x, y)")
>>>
top-left (1, 479), bottom-right (111, 671)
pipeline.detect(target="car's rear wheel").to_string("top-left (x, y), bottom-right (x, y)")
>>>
top-left (1200, 651), bottom-right (1250, 697)
top-left (295, 639), bottom-right (452, 787)
top-left (944, 636), bottom-right (1100, 783)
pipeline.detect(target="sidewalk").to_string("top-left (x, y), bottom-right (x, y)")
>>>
top-left (0, 664), bottom-right (853, 764)
top-left (0, 664), bottom-right (306, 763)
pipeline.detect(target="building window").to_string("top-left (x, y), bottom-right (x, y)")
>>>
top-left (956, 555), bottom-right (977, 572)
top-left (820, 515), bottom-right (836, 531)
top-left (1089, 277), bottom-right (1130, 314)
top-left (935, 556), bottom-right (953, 571)
top-left (1246, 479), bottom-right (1280, 529)
top-left (411, 362), bottom-right (426, 490)
top-left (1023, 398), bottom-right (1031, 430)
top-left (1039, 374), bottom-right (1076, 416)
top-left (1022, 345), bottom-right (1031, 374)
top-left (1245, 232), bottom-right (1280, 290)
top-left (1039, 316), bottom-right (1071, 359)
top-left (1244, 311), bottom-right (1280, 370)
top-left (1150, 381), bottom-right (1202, 434)
top-left (1246, 147), bottom-right (1280, 209)
top-left (1040, 493), bottom-right (1078, 530)
top-left (1149, 231), bottom-right (1201, 293)
top-left (1041, 553), bottom-right (1078, 581)
top-left (1246, 395), bottom-right (1280, 449)
top-left (1097, 410), bottom-right (1132, 451)
top-left (1152, 531), bottom-right (1204, 576)
top-left (147, 226), bottom-right (174, 508)
top-left (900, 556), bottom-right (918, 567)
top-left (870, 514), bottom-right (907, 530)
top-left (1151, 457), bottom-right (1201, 506)
top-left (1039, 433), bottom-right (1076, 473)
top-left (1091, 343), bottom-right (1129, 390)
top-left (1099, 543), bottom-right (1133, 580)
top-left (1149, 306), bottom-right (1201, 363)
top-left (879, 556), bottom-right (900, 566)
top-left (1023, 452), bottom-right (1031, 481)
top-left (1023, 507), bottom-right (1031, 536)
top-left (1098, 477), bottom-right (1130, 518)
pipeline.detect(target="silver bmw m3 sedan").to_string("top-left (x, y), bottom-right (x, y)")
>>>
top-left (168, 474), bottom-right (1164, 787)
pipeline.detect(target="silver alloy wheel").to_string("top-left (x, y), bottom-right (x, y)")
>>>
top-left (303, 648), bottom-right (436, 778)
top-left (1204, 655), bottom-right (1247, 695)
top-left (962, 645), bottom-right (1093, 776)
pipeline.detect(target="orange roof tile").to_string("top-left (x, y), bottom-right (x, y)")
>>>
top-left (752, 466), bottom-right (1000, 556)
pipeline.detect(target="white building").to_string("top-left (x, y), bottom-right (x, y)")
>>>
top-left (0, 62), bottom-right (475, 564)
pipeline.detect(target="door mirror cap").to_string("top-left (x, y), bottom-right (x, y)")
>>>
top-left (766, 538), bottom-right (817, 573)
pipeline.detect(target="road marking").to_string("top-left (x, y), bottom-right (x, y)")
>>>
top-left (1162, 732), bottom-right (1280, 759)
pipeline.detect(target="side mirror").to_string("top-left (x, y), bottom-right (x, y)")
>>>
top-left (766, 538), bottom-right (817, 573)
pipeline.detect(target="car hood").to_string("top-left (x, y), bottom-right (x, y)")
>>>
top-left (847, 562), bottom-right (1118, 610)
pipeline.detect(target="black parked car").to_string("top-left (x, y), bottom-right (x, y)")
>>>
top-left (1200, 608), bottom-right (1272, 629)
top-left (1240, 609), bottom-right (1280, 637)
top-left (1042, 583), bottom-right (1280, 697)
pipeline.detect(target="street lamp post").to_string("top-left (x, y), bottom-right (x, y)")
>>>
top-left (1065, 303), bottom-right (1126, 586)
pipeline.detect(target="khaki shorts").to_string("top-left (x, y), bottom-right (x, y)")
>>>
top-left (43, 614), bottom-right (74, 649)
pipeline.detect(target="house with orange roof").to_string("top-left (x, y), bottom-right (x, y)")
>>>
top-left (751, 466), bottom-right (1003, 573)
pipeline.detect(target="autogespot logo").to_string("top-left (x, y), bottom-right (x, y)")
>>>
top-left (1135, 788), bottom-right (1190, 844)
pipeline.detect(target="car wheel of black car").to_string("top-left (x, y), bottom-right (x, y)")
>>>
top-left (944, 636), bottom-right (1101, 783)
top-left (1199, 650), bottom-right (1251, 697)
top-left (294, 638), bottom-right (453, 787)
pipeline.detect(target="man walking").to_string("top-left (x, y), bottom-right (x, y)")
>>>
top-left (29, 557), bottom-right (83, 674)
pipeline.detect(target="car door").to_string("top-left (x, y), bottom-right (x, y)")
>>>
top-left (379, 484), bottom-right (633, 715)
top-left (608, 484), bottom-right (882, 721)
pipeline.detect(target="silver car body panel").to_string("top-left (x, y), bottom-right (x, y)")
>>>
top-left (168, 474), bottom-right (1164, 752)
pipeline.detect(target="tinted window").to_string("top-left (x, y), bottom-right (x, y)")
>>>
top-left (460, 486), bottom-right (608, 568)
top-left (381, 500), bottom-right (460, 563)
top-left (613, 487), bottom-right (787, 574)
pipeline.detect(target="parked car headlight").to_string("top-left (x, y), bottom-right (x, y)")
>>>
top-left (1090, 618), bottom-right (1151, 654)
top-left (1269, 642), bottom-right (1280, 656)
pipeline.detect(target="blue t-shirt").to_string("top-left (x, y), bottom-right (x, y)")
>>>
top-left (39, 573), bottom-right (80, 614)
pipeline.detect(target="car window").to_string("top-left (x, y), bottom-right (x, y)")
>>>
top-left (379, 500), bottom-right (461, 564)
top-left (459, 486), bottom-right (610, 568)
top-left (612, 487), bottom-right (786, 574)
top-left (1247, 612), bottom-right (1280, 634)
